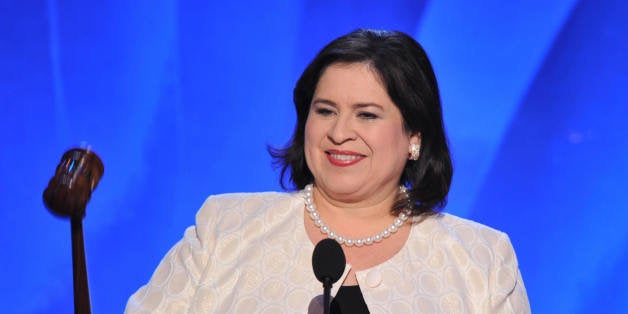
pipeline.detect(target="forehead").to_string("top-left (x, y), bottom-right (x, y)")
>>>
top-left (313, 62), bottom-right (391, 104)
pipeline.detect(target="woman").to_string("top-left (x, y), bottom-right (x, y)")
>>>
top-left (126, 29), bottom-right (530, 313)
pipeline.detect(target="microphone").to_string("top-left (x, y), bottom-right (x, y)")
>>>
top-left (43, 147), bottom-right (104, 314)
top-left (312, 238), bottom-right (346, 314)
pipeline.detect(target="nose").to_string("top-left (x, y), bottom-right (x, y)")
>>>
top-left (327, 114), bottom-right (356, 144)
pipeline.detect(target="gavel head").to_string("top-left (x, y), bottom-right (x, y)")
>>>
top-left (43, 148), bottom-right (104, 219)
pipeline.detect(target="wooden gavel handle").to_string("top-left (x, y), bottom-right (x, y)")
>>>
top-left (43, 148), bottom-right (102, 314)
top-left (71, 217), bottom-right (91, 314)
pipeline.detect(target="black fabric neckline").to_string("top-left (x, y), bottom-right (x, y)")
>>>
top-left (330, 285), bottom-right (370, 314)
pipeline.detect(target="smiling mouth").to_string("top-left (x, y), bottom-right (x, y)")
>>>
top-left (328, 153), bottom-right (362, 161)
top-left (325, 151), bottom-right (366, 166)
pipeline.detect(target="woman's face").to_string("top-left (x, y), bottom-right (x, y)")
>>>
top-left (304, 62), bottom-right (420, 204)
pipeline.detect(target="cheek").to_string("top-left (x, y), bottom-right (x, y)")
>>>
top-left (304, 118), bottom-right (319, 161)
top-left (304, 119), bottom-right (314, 149)
top-left (304, 117), bottom-right (324, 147)
top-left (373, 126), bottom-right (409, 155)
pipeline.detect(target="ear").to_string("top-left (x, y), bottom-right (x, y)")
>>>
top-left (409, 132), bottom-right (421, 146)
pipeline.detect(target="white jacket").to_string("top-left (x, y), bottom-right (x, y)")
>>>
top-left (125, 190), bottom-right (530, 313)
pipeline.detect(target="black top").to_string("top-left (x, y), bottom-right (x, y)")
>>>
top-left (330, 285), bottom-right (370, 313)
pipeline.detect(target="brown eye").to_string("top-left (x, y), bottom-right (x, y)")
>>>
top-left (358, 112), bottom-right (379, 120)
top-left (315, 108), bottom-right (334, 116)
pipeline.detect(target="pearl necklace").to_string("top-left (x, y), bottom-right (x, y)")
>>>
top-left (304, 184), bottom-right (411, 247)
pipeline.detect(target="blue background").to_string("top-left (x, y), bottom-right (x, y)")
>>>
top-left (1, 0), bottom-right (627, 313)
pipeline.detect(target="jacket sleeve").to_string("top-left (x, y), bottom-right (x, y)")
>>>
top-left (489, 233), bottom-right (531, 313)
top-left (124, 196), bottom-right (219, 313)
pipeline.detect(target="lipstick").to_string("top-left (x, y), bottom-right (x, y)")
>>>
top-left (325, 150), bottom-right (366, 167)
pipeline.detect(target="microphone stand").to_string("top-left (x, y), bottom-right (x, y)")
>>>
top-left (323, 277), bottom-right (332, 314)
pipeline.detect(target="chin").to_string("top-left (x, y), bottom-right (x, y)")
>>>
top-left (317, 179), bottom-right (364, 196)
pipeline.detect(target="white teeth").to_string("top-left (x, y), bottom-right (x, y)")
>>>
top-left (330, 154), bottom-right (361, 161)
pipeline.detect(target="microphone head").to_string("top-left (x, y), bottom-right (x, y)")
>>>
top-left (312, 238), bottom-right (346, 284)
top-left (43, 148), bottom-right (104, 219)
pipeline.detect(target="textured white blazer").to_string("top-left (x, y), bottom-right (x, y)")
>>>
top-left (125, 190), bottom-right (530, 313)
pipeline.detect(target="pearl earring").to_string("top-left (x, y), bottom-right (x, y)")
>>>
top-left (409, 144), bottom-right (421, 160)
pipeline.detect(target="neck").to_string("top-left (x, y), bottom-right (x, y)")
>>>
top-left (312, 184), bottom-right (400, 219)
top-left (305, 184), bottom-right (410, 246)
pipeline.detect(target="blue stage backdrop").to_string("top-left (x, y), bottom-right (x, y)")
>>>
top-left (1, 1), bottom-right (627, 313)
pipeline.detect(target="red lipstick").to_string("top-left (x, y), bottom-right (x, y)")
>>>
top-left (325, 150), bottom-right (366, 167)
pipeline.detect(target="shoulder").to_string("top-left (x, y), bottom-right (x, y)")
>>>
top-left (425, 212), bottom-right (506, 242)
top-left (415, 213), bottom-right (514, 261)
top-left (194, 190), bottom-right (303, 230)
top-left (200, 191), bottom-right (297, 209)
top-left (407, 213), bottom-right (527, 309)
top-left (199, 190), bottom-right (300, 212)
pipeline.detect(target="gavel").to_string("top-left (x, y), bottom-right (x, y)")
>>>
top-left (43, 148), bottom-right (104, 314)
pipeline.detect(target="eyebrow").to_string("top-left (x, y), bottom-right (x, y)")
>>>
top-left (311, 98), bottom-right (336, 107)
top-left (311, 98), bottom-right (384, 111)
